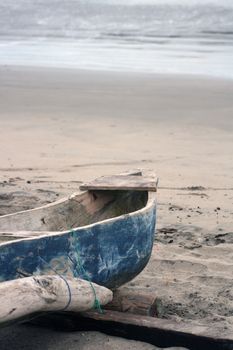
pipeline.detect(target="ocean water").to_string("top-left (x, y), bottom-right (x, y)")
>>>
top-left (0, 0), bottom-right (233, 78)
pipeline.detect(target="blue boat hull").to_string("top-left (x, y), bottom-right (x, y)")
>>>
top-left (0, 192), bottom-right (156, 289)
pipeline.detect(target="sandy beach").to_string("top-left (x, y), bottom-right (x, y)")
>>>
top-left (0, 65), bottom-right (233, 348)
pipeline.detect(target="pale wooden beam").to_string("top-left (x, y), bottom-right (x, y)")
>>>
top-left (80, 175), bottom-right (158, 192)
top-left (0, 275), bottom-right (112, 325)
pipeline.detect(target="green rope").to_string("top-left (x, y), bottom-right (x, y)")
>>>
top-left (70, 231), bottom-right (104, 314)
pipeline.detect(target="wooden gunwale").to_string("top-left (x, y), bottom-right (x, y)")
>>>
top-left (0, 191), bottom-right (156, 246)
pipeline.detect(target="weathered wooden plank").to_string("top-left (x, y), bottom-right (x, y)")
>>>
top-left (0, 276), bottom-right (112, 325)
top-left (80, 175), bottom-right (158, 192)
top-left (77, 310), bottom-right (233, 349)
top-left (80, 310), bottom-right (232, 340)
top-left (31, 310), bottom-right (233, 350)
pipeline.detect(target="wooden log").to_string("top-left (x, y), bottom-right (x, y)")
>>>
top-left (80, 175), bottom-right (158, 192)
top-left (0, 275), bottom-right (112, 325)
top-left (77, 310), bottom-right (233, 349)
top-left (104, 289), bottom-right (161, 317)
top-left (31, 310), bottom-right (233, 350)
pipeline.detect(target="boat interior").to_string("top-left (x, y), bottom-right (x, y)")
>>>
top-left (0, 190), bottom-right (148, 243)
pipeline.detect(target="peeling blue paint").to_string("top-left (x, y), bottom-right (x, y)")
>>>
top-left (0, 203), bottom-right (156, 289)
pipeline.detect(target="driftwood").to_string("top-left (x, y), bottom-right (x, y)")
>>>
top-left (105, 289), bottom-right (160, 316)
top-left (0, 275), bottom-right (112, 325)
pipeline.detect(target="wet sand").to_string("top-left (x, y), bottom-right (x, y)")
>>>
top-left (0, 66), bottom-right (233, 348)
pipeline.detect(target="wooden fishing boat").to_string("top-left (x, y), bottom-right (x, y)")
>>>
top-left (0, 170), bottom-right (157, 290)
